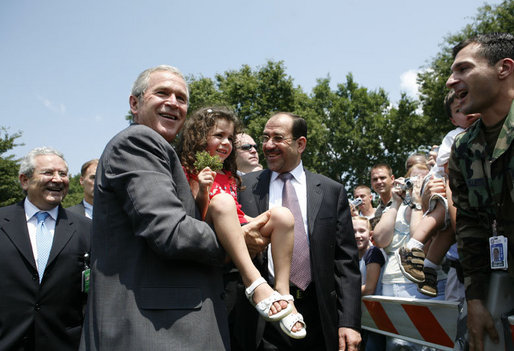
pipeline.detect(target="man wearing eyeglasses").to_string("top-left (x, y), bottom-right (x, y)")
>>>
top-left (235, 133), bottom-right (263, 175)
top-left (0, 147), bottom-right (91, 350)
top-left (236, 112), bottom-right (361, 351)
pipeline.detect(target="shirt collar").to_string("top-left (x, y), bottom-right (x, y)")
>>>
top-left (83, 199), bottom-right (93, 210)
top-left (24, 198), bottom-right (59, 221)
top-left (270, 161), bottom-right (305, 184)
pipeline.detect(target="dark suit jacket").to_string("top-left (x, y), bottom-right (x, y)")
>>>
top-left (0, 201), bottom-right (91, 351)
top-left (80, 124), bottom-right (229, 350)
top-left (67, 201), bottom-right (86, 217)
top-left (237, 169), bottom-right (361, 350)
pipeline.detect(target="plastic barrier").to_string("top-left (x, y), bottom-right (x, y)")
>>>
top-left (361, 295), bottom-right (460, 350)
top-left (362, 272), bottom-right (514, 351)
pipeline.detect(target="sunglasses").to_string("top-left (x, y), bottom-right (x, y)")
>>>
top-left (239, 144), bottom-right (258, 151)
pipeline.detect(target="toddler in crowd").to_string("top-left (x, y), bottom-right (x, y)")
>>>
top-left (398, 90), bottom-right (480, 297)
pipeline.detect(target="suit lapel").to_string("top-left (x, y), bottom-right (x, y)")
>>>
top-left (0, 201), bottom-right (37, 270)
top-left (254, 170), bottom-right (271, 212)
top-left (46, 206), bottom-right (75, 268)
top-left (305, 170), bottom-right (322, 236)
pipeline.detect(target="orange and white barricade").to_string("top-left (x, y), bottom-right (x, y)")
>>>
top-left (361, 295), bottom-right (461, 350)
top-left (361, 272), bottom-right (514, 351)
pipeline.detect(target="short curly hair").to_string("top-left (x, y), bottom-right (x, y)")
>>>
top-left (179, 106), bottom-right (243, 187)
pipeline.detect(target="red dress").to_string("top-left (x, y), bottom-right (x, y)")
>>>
top-left (186, 170), bottom-right (247, 224)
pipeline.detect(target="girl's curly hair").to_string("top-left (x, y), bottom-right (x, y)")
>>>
top-left (179, 106), bottom-right (243, 187)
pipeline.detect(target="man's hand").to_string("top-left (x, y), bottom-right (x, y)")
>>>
top-left (338, 327), bottom-right (361, 351)
top-left (241, 211), bottom-right (271, 258)
top-left (467, 299), bottom-right (499, 351)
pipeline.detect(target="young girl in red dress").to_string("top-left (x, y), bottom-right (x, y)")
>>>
top-left (179, 106), bottom-right (305, 339)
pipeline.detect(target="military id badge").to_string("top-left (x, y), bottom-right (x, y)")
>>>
top-left (489, 235), bottom-right (508, 270)
top-left (82, 268), bottom-right (91, 293)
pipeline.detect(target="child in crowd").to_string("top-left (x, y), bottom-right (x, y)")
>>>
top-left (179, 106), bottom-right (305, 339)
top-left (354, 216), bottom-right (387, 351)
top-left (353, 216), bottom-right (386, 296)
top-left (398, 90), bottom-right (480, 297)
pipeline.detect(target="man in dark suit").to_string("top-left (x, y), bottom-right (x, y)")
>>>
top-left (81, 65), bottom-right (269, 350)
top-left (0, 146), bottom-right (91, 350)
top-left (237, 112), bottom-right (361, 351)
top-left (67, 159), bottom-right (98, 218)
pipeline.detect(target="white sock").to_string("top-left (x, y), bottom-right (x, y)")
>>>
top-left (424, 259), bottom-right (440, 270)
top-left (406, 238), bottom-right (424, 250)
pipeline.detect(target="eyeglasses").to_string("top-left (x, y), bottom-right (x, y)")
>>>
top-left (239, 143), bottom-right (258, 151)
top-left (259, 135), bottom-right (295, 145)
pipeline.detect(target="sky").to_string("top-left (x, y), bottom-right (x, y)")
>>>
top-left (0, 0), bottom-right (504, 175)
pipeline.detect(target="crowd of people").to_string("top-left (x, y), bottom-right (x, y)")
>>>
top-left (0, 32), bottom-right (511, 351)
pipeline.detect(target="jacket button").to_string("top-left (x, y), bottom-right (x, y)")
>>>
top-left (34, 304), bottom-right (40, 311)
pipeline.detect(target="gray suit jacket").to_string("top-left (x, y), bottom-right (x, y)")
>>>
top-left (80, 124), bottom-right (229, 350)
top-left (237, 169), bottom-right (361, 350)
top-left (67, 201), bottom-right (86, 217)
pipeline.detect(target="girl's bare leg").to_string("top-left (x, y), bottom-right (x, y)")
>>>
top-left (259, 207), bottom-right (303, 332)
top-left (206, 193), bottom-right (286, 315)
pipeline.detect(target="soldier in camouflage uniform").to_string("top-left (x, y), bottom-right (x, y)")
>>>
top-left (447, 33), bottom-right (514, 351)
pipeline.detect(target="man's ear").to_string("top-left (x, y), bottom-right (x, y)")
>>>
top-left (129, 95), bottom-right (139, 120)
top-left (498, 58), bottom-right (514, 80)
top-left (19, 174), bottom-right (29, 191)
top-left (296, 136), bottom-right (307, 154)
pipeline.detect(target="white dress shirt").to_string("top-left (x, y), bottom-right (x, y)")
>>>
top-left (267, 161), bottom-right (309, 279)
top-left (83, 200), bottom-right (93, 219)
top-left (24, 198), bottom-right (58, 270)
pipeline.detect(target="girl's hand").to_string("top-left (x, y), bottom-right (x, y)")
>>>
top-left (197, 167), bottom-right (216, 193)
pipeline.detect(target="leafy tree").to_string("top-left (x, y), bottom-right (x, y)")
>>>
top-left (0, 127), bottom-right (24, 206)
top-left (186, 61), bottom-right (302, 161)
top-left (309, 75), bottom-right (429, 187)
top-left (418, 0), bottom-right (514, 139)
top-left (62, 173), bottom-right (82, 208)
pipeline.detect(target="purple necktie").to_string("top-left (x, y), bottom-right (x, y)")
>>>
top-left (279, 172), bottom-right (311, 290)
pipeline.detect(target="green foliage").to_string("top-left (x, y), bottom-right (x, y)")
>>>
top-left (308, 75), bottom-right (429, 186)
top-left (418, 0), bottom-right (514, 139)
top-left (194, 151), bottom-right (223, 172)
top-left (0, 127), bottom-right (24, 206)
top-left (62, 173), bottom-right (83, 208)
top-left (187, 64), bottom-right (429, 188)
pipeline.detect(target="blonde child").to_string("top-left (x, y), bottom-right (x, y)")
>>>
top-left (353, 216), bottom-right (386, 351)
top-left (179, 106), bottom-right (305, 339)
top-left (353, 216), bottom-right (385, 296)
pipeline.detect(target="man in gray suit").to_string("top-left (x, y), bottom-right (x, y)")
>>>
top-left (81, 65), bottom-right (260, 350)
top-left (67, 159), bottom-right (98, 218)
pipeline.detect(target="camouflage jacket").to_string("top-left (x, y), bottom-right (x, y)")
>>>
top-left (449, 100), bottom-right (514, 300)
